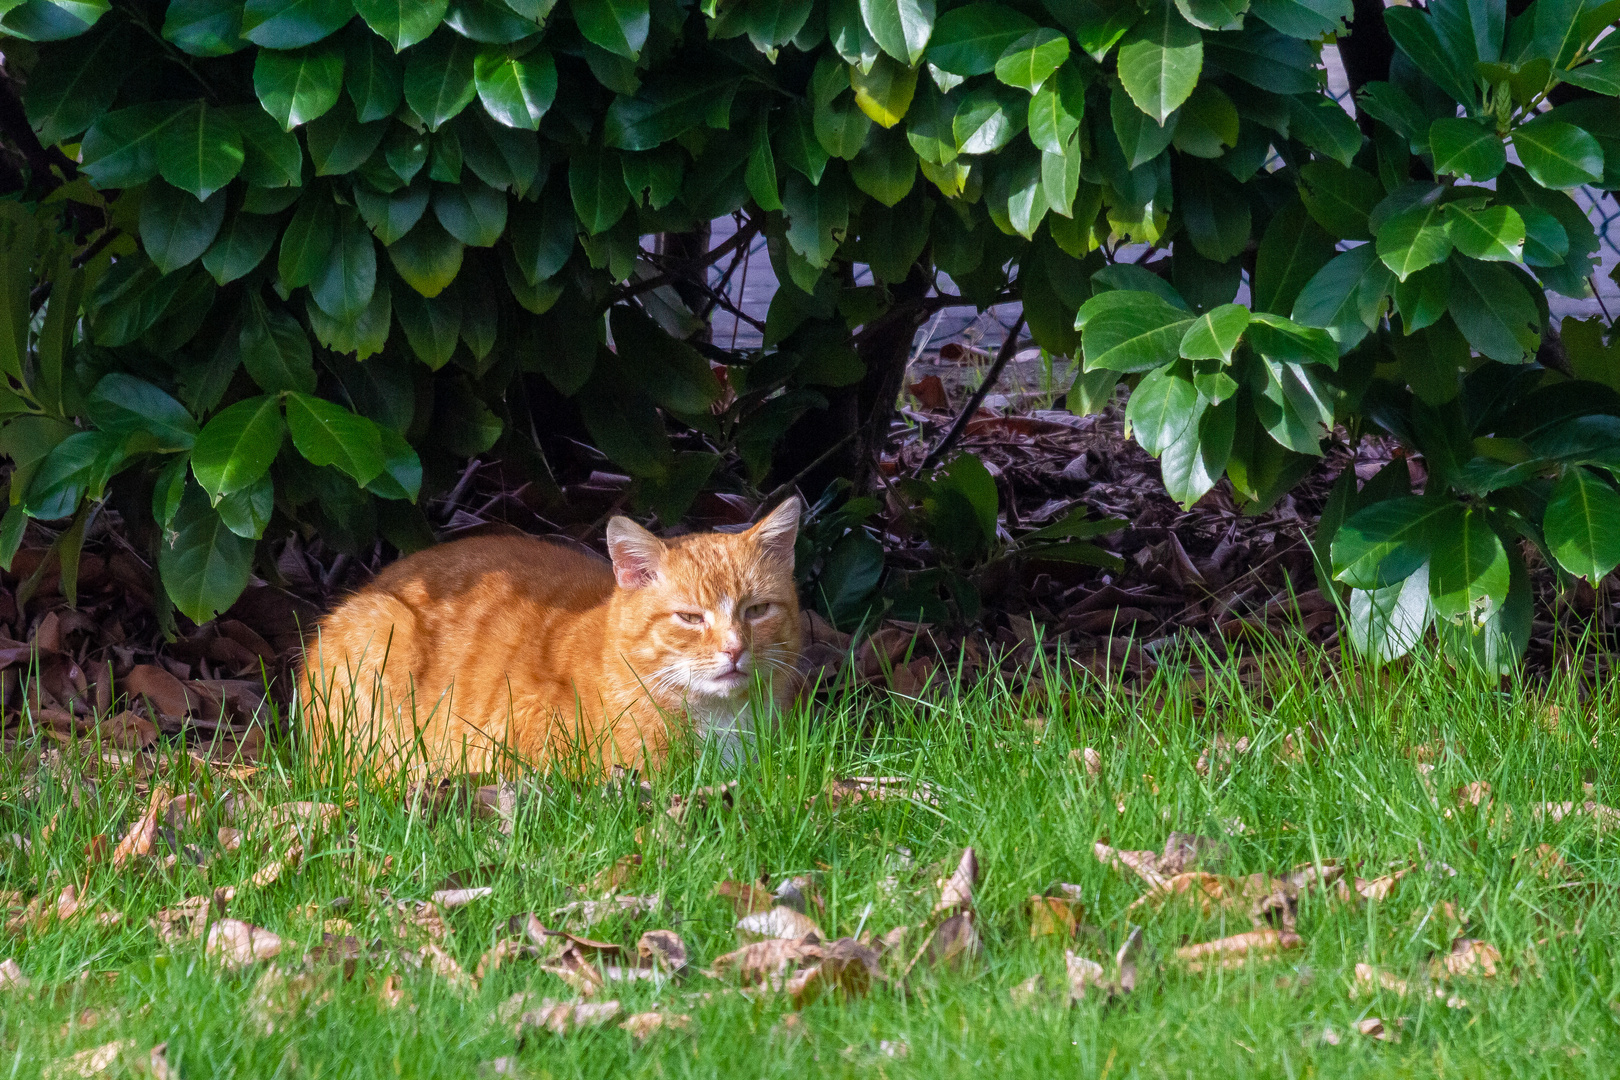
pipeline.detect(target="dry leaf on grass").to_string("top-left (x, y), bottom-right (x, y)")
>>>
top-left (1127, 872), bottom-right (1298, 930)
top-left (1065, 951), bottom-right (1108, 1002)
top-left (0, 958), bottom-right (25, 988)
top-left (1176, 928), bottom-right (1303, 970)
top-left (714, 879), bottom-right (775, 917)
top-left (1071, 747), bottom-right (1103, 776)
top-left (1008, 974), bottom-right (1046, 1008)
top-left (150, 887), bottom-right (234, 943)
top-left (620, 1010), bottom-right (692, 1039)
top-left (147, 1043), bottom-right (177, 1080)
top-left (551, 894), bottom-right (662, 933)
top-left (266, 801), bottom-right (340, 844)
top-left (1433, 938), bottom-right (1500, 979)
top-left (1534, 801), bottom-right (1620, 831)
top-left (737, 906), bottom-right (823, 942)
top-left (819, 776), bottom-right (942, 810)
top-left (516, 999), bottom-right (622, 1037)
top-left (1026, 886), bottom-right (1085, 939)
top-left (933, 847), bottom-right (978, 916)
top-left (586, 854), bottom-right (642, 896)
top-left (43, 1040), bottom-right (134, 1078)
top-left (430, 887), bottom-right (492, 909)
top-left (417, 942), bottom-right (475, 994)
top-left (772, 874), bottom-right (823, 914)
top-left (637, 929), bottom-right (687, 972)
top-left (217, 827), bottom-right (243, 852)
top-left (1356, 1016), bottom-right (1403, 1042)
top-left (910, 911), bottom-right (981, 974)
top-left (376, 974), bottom-right (406, 1009)
top-left (206, 919), bottom-right (282, 968)
top-left (112, 786), bottom-right (173, 869)
top-left (475, 939), bottom-right (545, 983)
top-left (784, 939), bottom-right (883, 1008)
top-left (709, 935), bottom-right (824, 985)
top-left (1195, 735), bottom-right (1251, 777)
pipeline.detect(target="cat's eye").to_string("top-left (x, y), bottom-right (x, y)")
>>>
top-left (674, 611), bottom-right (705, 626)
top-left (743, 602), bottom-right (770, 620)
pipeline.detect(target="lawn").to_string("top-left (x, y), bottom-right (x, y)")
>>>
top-left (2, 648), bottom-right (1617, 1079)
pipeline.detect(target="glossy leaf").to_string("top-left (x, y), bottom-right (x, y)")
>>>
top-left (160, 482), bottom-right (257, 624)
top-left (346, 28), bottom-right (405, 122)
top-left (386, 213), bottom-right (464, 296)
top-left (925, 2), bottom-right (1036, 75)
top-left (1545, 465), bottom-right (1620, 583)
top-left (353, 0), bottom-right (449, 50)
top-left (1448, 255), bottom-right (1540, 363)
top-left (1444, 203), bottom-right (1524, 262)
top-left (253, 40), bottom-right (346, 130)
top-left (202, 211), bottom-right (280, 284)
top-left (1332, 495), bottom-right (1454, 589)
top-left (80, 102), bottom-right (186, 188)
top-left (86, 374), bottom-right (198, 450)
top-left (310, 208), bottom-right (378, 320)
top-left (475, 45), bottom-right (556, 129)
top-left (285, 391), bottom-right (386, 485)
top-left (1116, 0), bottom-right (1203, 125)
top-left (570, 0), bottom-right (649, 59)
top-left (240, 293), bottom-right (318, 392)
top-left (243, 0), bottom-right (354, 47)
top-left (1076, 289), bottom-right (1197, 372)
top-left (860, 0), bottom-right (935, 66)
top-left (1428, 117), bottom-right (1505, 181)
top-left (1179, 303), bottom-right (1249, 362)
top-left (1427, 504), bottom-right (1509, 629)
top-left (994, 28), bottom-right (1069, 93)
top-left (1512, 117), bottom-right (1604, 190)
top-left (24, 21), bottom-right (127, 142)
top-left (1375, 199), bottom-right (1452, 282)
top-left (404, 31), bottom-right (479, 130)
top-left (1247, 0), bottom-right (1348, 39)
top-left (569, 142), bottom-right (630, 235)
top-left (278, 194), bottom-right (336, 288)
top-left (355, 178), bottom-right (430, 244)
top-left (191, 395), bottom-right (285, 502)
top-left (140, 183), bottom-right (226, 276)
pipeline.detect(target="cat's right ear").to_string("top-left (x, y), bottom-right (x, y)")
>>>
top-left (606, 517), bottom-right (665, 589)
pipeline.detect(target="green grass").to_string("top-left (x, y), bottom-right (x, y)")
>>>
top-left (3, 645), bottom-right (1619, 1079)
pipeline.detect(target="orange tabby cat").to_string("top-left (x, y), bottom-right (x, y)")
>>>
top-left (299, 500), bottom-right (802, 778)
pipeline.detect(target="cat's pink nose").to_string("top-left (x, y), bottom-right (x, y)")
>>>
top-left (719, 641), bottom-right (745, 665)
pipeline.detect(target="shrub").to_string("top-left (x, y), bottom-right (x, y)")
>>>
top-left (0, 0), bottom-right (1615, 668)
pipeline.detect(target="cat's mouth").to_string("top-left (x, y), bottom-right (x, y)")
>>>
top-left (703, 669), bottom-right (751, 694)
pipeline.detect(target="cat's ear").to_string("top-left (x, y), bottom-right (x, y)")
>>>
top-left (748, 497), bottom-right (800, 568)
top-left (606, 517), bottom-right (665, 589)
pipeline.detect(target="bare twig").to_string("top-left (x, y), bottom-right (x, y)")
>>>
top-left (607, 218), bottom-right (761, 308)
top-left (759, 427), bottom-right (862, 508)
top-left (915, 314), bottom-right (1025, 474)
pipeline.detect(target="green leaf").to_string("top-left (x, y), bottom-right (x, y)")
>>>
top-left (203, 211), bottom-right (280, 284)
top-left (80, 102), bottom-right (187, 188)
top-left (1126, 364), bottom-right (1201, 455)
top-left (391, 280), bottom-right (460, 367)
top-left (231, 104), bottom-right (305, 186)
top-left (994, 28), bottom-right (1070, 93)
top-left (445, 0), bottom-right (542, 42)
top-left (1252, 197), bottom-right (1336, 314)
top-left (1076, 289), bottom-right (1197, 372)
top-left (1511, 117), bottom-right (1604, 190)
top-left (404, 31), bottom-right (479, 130)
top-left (21, 430), bottom-right (111, 519)
top-left (1291, 242), bottom-right (1389, 351)
top-left (1, 0), bottom-right (110, 41)
top-left (365, 426), bottom-right (423, 501)
top-left (860, 0), bottom-right (935, 66)
top-left (1248, 311), bottom-right (1338, 367)
top-left (604, 71), bottom-right (738, 150)
top-left (1427, 503), bottom-right (1509, 629)
top-left (1254, 356), bottom-right (1333, 452)
top-left (191, 394), bottom-right (285, 503)
top-left (1178, 163), bottom-right (1249, 262)
top-left (253, 39), bottom-right (346, 130)
top-left (746, 117), bottom-right (784, 211)
top-left (814, 532), bottom-right (885, 629)
top-left (355, 177), bottom-right (430, 244)
top-left (1346, 567), bottom-right (1431, 663)
top-left (1027, 59), bottom-right (1086, 155)
top-left (849, 125), bottom-right (918, 206)
top-left (432, 177), bottom-right (508, 246)
top-left (309, 208), bottom-right (377, 321)
top-left (610, 304), bottom-right (723, 413)
top-left (1116, 0), bottom-right (1203, 125)
top-left (1384, 5), bottom-right (1476, 108)
top-left (1201, 24), bottom-right (1319, 93)
top-left (1286, 95), bottom-right (1361, 166)
top-left (86, 374), bottom-right (198, 450)
top-left (1562, 60), bottom-right (1620, 95)
top-left (1110, 82), bottom-right (1177, 170)
top-left (782, 169), bottom-right (850, 268)
top-left (1160, 395), bottom-right (1234, 507)
top-left (1332, 495), bottom-right (1454, 589)
top-left (140, 182), bottom-right (226, 276)
top-left (778, 101), bottom-right (832, 182)
top-left (285, 391), bottom-right (386, 486)
top-left (386, 213), bottom-right (464, 296)
top-left (1444, 203), bottom-right (1524, 262)
top-left (850, 54), bottom-right (919, 127)
top-left (243, 0), bottom-right (354, 47)
top-left (815, 88), bottom-right (876, 160)
top-left (1248, 0), bottom-right (1348, 39)
top-left (240, 292), bottom-right (318, 392)
top-left (569, 0), bottom-right (649, 59)
top-left (1375, 198), bottom-right (1453, 282)
top-left (926, 2), bottom-right (1037, 75)
top-left (1545, 465), bottom-right (1620, 583)
top-left (278, 192), bottom-right (336, 288)
top-left (25, 21), bottom-right (128, 142)
top-left (952, 83), bottom-right (1026, 154)
top-left (509, 184), bottom-right (576, 284)
top-left (569, 142), bottom-right (630, 235)
top-left (1392, 261), bottom-right (1450, 331)
top-left (306, 96), bottom-right (389, 175)
top-left (1448, 255), bottom-right (1540, 362)
top-left (162, 0), bottom-right (247, 55)
top-left (984, 144), bottom-right (1047, 237)
top-left (1179, 303), bottom-right (1249, 362)
top-left (1174, 0), bottom-right (1248, 32)
top-left (1428, 117), bottom-right (1505, 181)
top-left (216, 473), bottom-right (274, 539)
top-left (353, 0), bottom-right (449, 50)
top-left (1297, 160), bottom-right (1377, 241)
top-left (1171, 83), bottom-right (1239, 157)
top-left (152, 456), bottom-right (188, 529)
top-left (160, 482), bottom-right (257, 624)
top-left (345, 26), bottom-right (404, 121)
top-left (475, 45), bottom-right (556, 130)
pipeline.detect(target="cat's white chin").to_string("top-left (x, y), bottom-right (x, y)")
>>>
top-left (694, 670), bottom-right (752, 698)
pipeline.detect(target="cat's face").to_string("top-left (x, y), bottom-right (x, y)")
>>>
top-left (606, 501), bottom-right (802, 704)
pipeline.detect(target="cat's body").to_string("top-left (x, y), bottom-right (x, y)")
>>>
top-left (299, 502), bottom-right (802, 778)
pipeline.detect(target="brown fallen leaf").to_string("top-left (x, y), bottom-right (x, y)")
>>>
top-left (1433, 938), bottom-right (1500, 979)
top-left (475, 938), bottom-right (544, 983)
top-left (1356, 865), bottom-right (1413, 901)
top-left (217, 827), bottom-right (243, 852)
top-left (914, 911), bottom-right (980, 973)
top-left (819, 776), bottom-right (943, 810)
top-left (1127, 871), bottom-right (1297, 930)
top-left (620, 1010), bottom-right (692, 1039)
top-left (150, 887), bottom-right (234, 943)
top-left (1072, 747), bottom-right (1103, 777)
top-left (0, 958), bottom-right (25, 988)
top-left (517, 999), bottom-right (622, 1037)
top-left (1356, 1016), bottom-right (1402, 1042)
top-left (1008, 974), bottom-right (1046, 1009)
top-left (376, 974), bottom-right (405, 1009)
top-left (542, 945), bottom-right (608, 997)
top-left (430, 886), bottom-right (492, 909)
top-left (586, 854), bottom-right (642, 896)
top-left (1352, 962), bottom-right (1410, 998)
top-left (637, 929), bottom-right (687, 972)
top-left (551, 893), bottom-right (662, 933)
top-left (1026, 887), bottom-right (1085, 939)
top-left (1094, 842), bottom-right (1169, 890)
top-left (418, 942), bottom-right (475, 994)
top-left (147, 1043), bottom-right (177, 1080)
top-left (206, 919), bottom-right (283, 968)
top-left (1176, 928), bottom-right (1303, 965)
top-left (737, 905), bottom-right (823, 942)
top-left (1194, 735), bottom-right (1251, 777)
top-left (1065, 951), bottom-right (1108, 1002)
top-left (112, 786), bottom-right (173, 869)
top-left (1534, 801), bottom-right (1620, 831)
top-left (43, 1040), bottom-right (134, 1079)
top-left (710, 935), bottom-right (824, 984)
top-left (714, 879), bottom-right (775, 917)
top-left (933, 847), bottom-right (978, 916)
top-left (784, 939), bottom-right (883, 1008)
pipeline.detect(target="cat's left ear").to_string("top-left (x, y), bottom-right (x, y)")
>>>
top-left (606, 517), bottom-right (665, 589)
top-left (748, 497), bottom-right (800, 569)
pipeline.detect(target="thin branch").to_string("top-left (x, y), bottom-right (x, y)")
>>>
top-left (759, 426), bottom-right (862, 508)
top-left (915, 314), bottom-right (1026, 474)
top-left (607, 217), bottom-right (762, 307)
